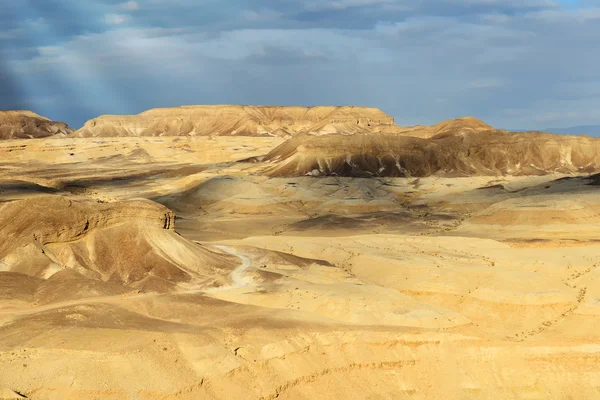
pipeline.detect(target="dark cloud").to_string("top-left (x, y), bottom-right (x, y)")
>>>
top-left (1, 0), bottom-right (600, 130)
top-left (0, 56), bottom-right (28, 110)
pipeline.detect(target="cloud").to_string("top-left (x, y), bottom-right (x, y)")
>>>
top-left (120, 1), bottom-right (140, 11)
top-left (303, 0), bottom-right (395, 11)
top-left (1, 0), bottom-right (600, 130)
top-left (525, 7), bottom-right (600, 22)
top-left (242, 9), bottom-right (283, 22)
top-left (104, 13), bottom-right (130, 25)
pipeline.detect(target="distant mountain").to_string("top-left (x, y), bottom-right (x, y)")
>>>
top-left (543, 125), bottom-right (600, 137)
top-left (71, 105), bottom-right (403, 138)
top-left (0, 110), bottom-right (73, 139)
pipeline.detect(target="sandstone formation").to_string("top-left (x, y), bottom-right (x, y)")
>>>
top-left (0, 111), bottom-right (72, 139)
top-left (71, 105), bottom-right (401, 138)
top-left (0, 196), bottom-right (237, 295)
top-left (393, 116), bottom-right (494, 138)
top-left (263, 129), bottom-right (600, 177)
top-left (3, 121), bottom-right (600, 399)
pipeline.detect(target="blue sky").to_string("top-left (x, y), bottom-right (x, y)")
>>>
top-left (1, 0), bottom-right (600, 129)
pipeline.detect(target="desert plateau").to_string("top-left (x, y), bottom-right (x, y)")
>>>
top-left (0, 105), bottom-right (599, 399)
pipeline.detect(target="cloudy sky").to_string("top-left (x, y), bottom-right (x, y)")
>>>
top-left (1, 0), bottom-right (599, 129)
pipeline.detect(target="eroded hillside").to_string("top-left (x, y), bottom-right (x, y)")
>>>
top-left (263, 129), bottom-right (600, 177)
top-left (0, 111), bottom-right (72, 139)
top-left (1, 120), bottom-right (600, 399)
top-left (71, 105), bottom-right (401, 138)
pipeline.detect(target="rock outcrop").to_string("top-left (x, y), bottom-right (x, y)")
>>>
top-left (263, 129), bottom-right (600, 177)
top-left (0, 196), bottom-right (235, 289)
top-left (393, 116), bottom-right (495, 138)
top-left (71, 105), bottom-right (401, 138)
top-left (0, 196), bottom-right (174, 252)
top-left (0, 111), bottom-right (73, 139)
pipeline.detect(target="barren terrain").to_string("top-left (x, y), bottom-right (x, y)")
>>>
top-left (0, 111), bottom-right (72, 140)
top-left (70, 106), bottom-right (401, 138)
top-left (1, 111), bottom-right (600, 399)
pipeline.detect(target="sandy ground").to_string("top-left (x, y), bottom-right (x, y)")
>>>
top-left (1, 136), bottom-right (600, 399)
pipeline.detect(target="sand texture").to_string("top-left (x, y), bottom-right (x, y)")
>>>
top-left (1, 111), bottom-right (600, 399)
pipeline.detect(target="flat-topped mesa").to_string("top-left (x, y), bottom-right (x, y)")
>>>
top-left (71, 105), bottom-right (400, 138)
top-left (0, 110), bottom-right (73, 139)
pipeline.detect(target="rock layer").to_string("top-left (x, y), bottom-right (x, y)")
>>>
top-left (0, 196), bottom-right (174, 253)
top-left (72, 105), bottom-right (400, 138)
top-left (0, 111), bottom-right (72, 139)
top-left (0, 196), bottom-right (235, 289)
top-left (263, 130), bottom-right (600, 177)
top-left (393, 116), bottom-right (494, 138)
top-left (2, 133), bottom-right (600, 399)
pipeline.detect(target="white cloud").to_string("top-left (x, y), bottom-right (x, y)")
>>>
top-left (242, 9), bottom-right (283, 22)
top-left (303, 0), bottom-right (394, 11)
top-left (37, 46), bottom-right (62, 57)
top-left (104, 14), bottom-right (130, 25)
top-left (525, 7), bottom-right (600, 22)
top-left (120, 1), bottom-right (140, 11)
top-left (4, 0), bottom-right (600, 129)
top-left (23, 17), bottom-right (48, 30)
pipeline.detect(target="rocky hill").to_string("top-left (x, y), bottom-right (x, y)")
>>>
top-left (0, 110), bottom-right (73, 139)
top-left (263, 129), bottom-right (600, 177)
top-left (0, 196), bottom-right (237, 291)
top-left (71, 105), bottom-right (402, 138)
top-left (393, 116), bottom-right (494, 138)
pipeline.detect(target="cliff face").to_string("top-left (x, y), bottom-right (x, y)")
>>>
top-left (0, 196), bottom-right (175, 255)
top-left (0, 111), bottom-right (73, 139)
top-left (72, 105), bottom-right (400, 138)
top-left (262, 130), bottom-right (600, 178)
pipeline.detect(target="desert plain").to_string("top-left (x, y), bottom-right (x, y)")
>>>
top-left (1, 106), bottom-right (600, 399)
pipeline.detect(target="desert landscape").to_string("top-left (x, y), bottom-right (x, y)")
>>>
top-left (1, 105), bottom-right (600, 399)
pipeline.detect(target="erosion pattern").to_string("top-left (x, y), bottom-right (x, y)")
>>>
top-left (71, 105), bottom-right (401, 138)
top-left (392, 116), bottom-right (494, 138)
top-left (263, 129), bottom-right (600, 177)
top-left (0, 111), bottom-right (72, 139)
top-left (0, 197), bottom-right (237, 295)
top-left (2, 116), bottom-right (600, 399)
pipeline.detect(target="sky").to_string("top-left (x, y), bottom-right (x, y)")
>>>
top-left (1, 0), bottom-right (599, 130)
